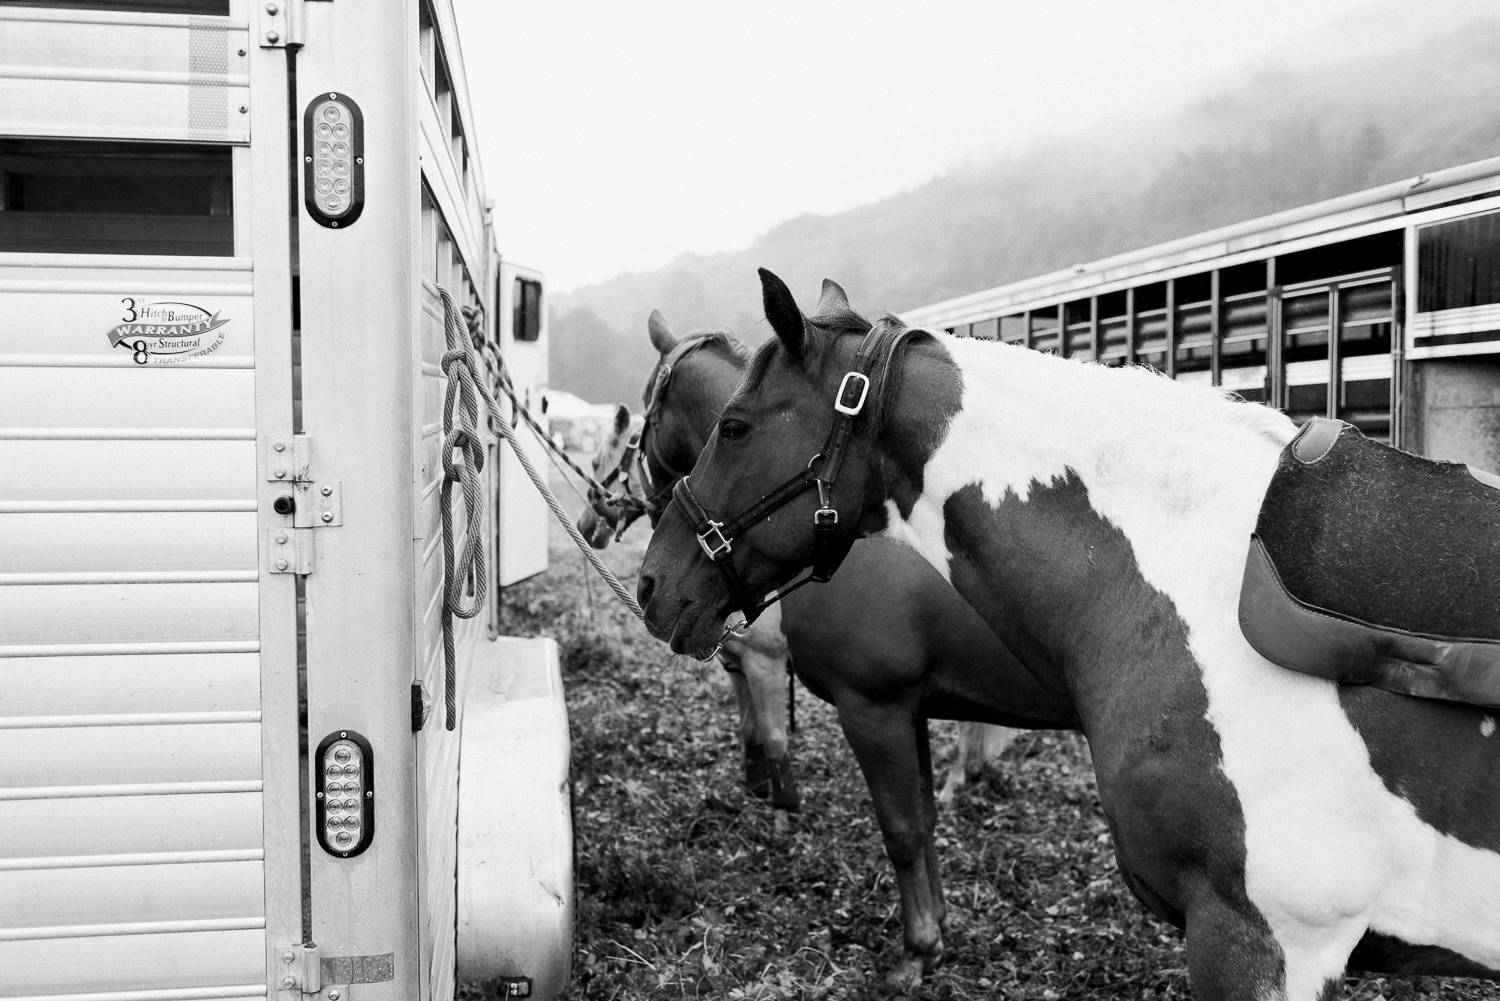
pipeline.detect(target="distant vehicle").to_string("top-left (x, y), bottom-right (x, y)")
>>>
top-left (0, 2), bottom-right (570, 999)
top-left (906, 154), bottom-right (1500, 469)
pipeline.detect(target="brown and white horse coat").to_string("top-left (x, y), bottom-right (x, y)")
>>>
top-left (894, 332), bottom-right (1500, 995)
top-left (638, 272), bottom-right (1500, 998)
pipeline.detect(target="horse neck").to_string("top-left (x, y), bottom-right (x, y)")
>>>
top-left (878, 336), bottom-right (1297, 701)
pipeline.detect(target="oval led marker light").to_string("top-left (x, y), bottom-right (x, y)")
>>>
top-left (314, 729), bottom-right (374, 857)
top-left (303, 92), bottom-right (365, 229)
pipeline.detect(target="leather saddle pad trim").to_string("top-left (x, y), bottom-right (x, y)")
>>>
top-left (1239, 534), bottom-right (1500, 708)
top-left (1291, 416), bottom-right (1344, 464)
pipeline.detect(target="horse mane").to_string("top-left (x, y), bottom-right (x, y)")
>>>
top-left (862, 314), bottom-right (938, 438)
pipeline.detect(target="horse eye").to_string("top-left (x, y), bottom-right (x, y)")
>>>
top-left (719, 420), bottom-right (750, 441)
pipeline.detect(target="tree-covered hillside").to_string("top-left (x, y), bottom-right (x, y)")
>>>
top-left (551, 15), bottom-right (1500, 406)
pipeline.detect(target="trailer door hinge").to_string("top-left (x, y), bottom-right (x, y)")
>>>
top-left (266, 435), bottom-right (339, 575)
top-left (269, 527), bottom-right (314, 575)
top-left (259, 0), bottom-right (334, 50)
top-left (265, 434), bottom-right (311, 484)
top-left (299, 480), bottom-right (342, 528)
top-left (275, 943), bottom-right (321, 994)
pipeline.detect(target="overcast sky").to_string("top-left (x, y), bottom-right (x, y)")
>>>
top-left (450, 1), bottom-right (1476, 292)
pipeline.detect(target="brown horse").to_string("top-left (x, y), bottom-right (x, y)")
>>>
top-left (638, 269), bottom-right (1500, 1000)
top-left (583, 303), bottom-right (1078, 988)
top-left (579, 396), bottom-right (805, 813)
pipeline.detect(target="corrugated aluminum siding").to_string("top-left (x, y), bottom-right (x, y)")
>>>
top-left (0, 7), bottom-right (250, 145)
top-left (0, 255), bottom-right (266, 1000)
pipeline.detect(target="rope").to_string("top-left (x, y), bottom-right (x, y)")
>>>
top-left (434, 284), bottom-right (646, 641)
top-left (475, 328), bottom-right (650, 526)
top-left (437, 288), bottom-right (490, 730)
top-left (489, 392), bottom-right (646, 620)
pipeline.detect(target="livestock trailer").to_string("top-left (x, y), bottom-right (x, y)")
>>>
top-left (0, 1), bottom-right (572, 999)
top-left (905, 154), bottom-right (1500, 471)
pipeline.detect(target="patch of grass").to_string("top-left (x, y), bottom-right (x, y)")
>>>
top-left (465, 474), bottom-right (1500, 1001)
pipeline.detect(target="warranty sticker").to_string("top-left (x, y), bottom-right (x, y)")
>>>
top-left (107, 298), bottom-right (230, 365)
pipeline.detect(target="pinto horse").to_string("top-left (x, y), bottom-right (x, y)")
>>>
top-left (584, 305), bottom-right (1076, 987)
top-left (637, 268), bottom-right (1500, 1000)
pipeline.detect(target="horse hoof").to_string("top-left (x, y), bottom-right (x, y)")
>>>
top-left (743, 743), bottom-right (771, 799)
top-left (884, 957), bottom-right (925, 993)
top-left (768, 756), bottom-right (801, 812)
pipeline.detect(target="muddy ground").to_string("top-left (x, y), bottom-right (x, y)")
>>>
top-left (464, 480), bottom-right (1498, 1001)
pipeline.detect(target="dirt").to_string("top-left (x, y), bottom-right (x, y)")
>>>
top-left (463, 479), bottom-right (1500, 1001)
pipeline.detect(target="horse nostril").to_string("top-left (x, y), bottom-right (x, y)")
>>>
top-left (637, 573), bottom-right (657, 609)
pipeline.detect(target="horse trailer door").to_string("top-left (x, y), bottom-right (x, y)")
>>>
top-left (0, 7), bottom-right (300, 1000)
top-left (495, 261), bottom-right (550, 585)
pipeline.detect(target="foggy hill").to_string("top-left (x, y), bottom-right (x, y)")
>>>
top-left (550, 13), bottom-right (1500, 406)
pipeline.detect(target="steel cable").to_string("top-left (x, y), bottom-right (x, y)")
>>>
top-left (434, 287), bottom-right (646, 687)
top-left (437, 287), bottom-right (490, 730)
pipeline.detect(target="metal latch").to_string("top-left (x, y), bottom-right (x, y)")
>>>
top-left (266, 434), bottom-right (340, 575)
top-left (294, 480), bottom-right (343, 529)
top-left (276, 943), bottom-right (321, 994)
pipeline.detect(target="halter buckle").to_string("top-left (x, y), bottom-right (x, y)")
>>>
top-left (834, 371), bottom-right (870, 416)
top-left (697, 520), bottom-right (733, 561)
top-left (814, 507), bottom-right (838, 527)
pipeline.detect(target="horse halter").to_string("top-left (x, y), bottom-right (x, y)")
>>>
top-left (671, 325), bottom-right (887, 627)
top-left (637, 333), bottom-right (720, 519)
top-left (587, 430), bottom-right (649, 542)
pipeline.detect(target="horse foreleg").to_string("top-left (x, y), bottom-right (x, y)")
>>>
top-left (724, 663), bottom-right (771, 797)
top-left (915, 717), bottom-right (949, 939)
top-left (939, 723), bottom-right (1022, 806)
top-left (1183, 895), bottom-right (1311, 1001)
top-left (739, 648), bottom-right (798, 811)
top-left (836, 698), bottom-right (945, 990)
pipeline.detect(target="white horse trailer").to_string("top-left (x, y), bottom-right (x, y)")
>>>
top-left (906, 154), bottom-right (1500, 472)
top-left (0, 2), bottom-right (571, 999)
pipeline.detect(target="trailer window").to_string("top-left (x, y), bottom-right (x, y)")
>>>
top-left (1418, 212), bottom-right (1500, 313)
top-left (0, 139), bottom-right (232, 256)
top-left (514, 278), bottom-right (542, 342)
top-left (1277, 231), bottom-right (1401, 287)
top-left (0, 1), bottom-right (228, 12)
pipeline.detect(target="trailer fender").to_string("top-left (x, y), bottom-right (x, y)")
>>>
top-left (457, 636), bottom-right (573, 999)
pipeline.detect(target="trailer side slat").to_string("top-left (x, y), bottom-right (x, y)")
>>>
top-left (0, 929), bottom-right (266, 997)
top-left (0, 721), bottom-right (261, 789)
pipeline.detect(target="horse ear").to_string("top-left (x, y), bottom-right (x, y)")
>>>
top-left (815, 279), bottom-right (850, 316)
top-left (647, 309), bottom-right (677, 355)
top-left (759, 268), bottom-right (809, 359)
top-left (613, 404), bottom-right (630, 434)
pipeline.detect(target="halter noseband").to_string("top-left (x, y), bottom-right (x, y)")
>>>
top-left (670, 325), bottom-right (886, 626)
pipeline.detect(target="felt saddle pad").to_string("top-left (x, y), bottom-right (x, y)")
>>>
top-left (1239, 417), bottom-right (1500, 707)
